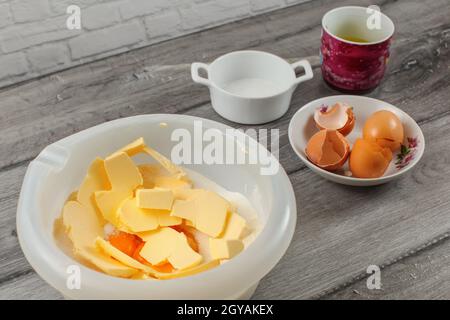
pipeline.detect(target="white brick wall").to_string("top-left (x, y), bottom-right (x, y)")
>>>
top-left (0, 0), bottom-right (311, 88)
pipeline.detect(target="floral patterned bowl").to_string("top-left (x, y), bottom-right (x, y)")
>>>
top-left (288, 95), bottom-right (425, 186)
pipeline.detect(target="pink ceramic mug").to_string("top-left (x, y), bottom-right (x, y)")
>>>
top-left (321, 6), bottom-right (395, 92)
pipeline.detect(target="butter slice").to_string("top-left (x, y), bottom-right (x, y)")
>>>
top-left (171, 199), bottom-right (196, 222)
top-left (138, 164), bottom-right (192, 190)
top-left (209, 239), bottom-right (244, 260)
top-left (138, 164), bottom-right (164, 188)
top-left (77, 158), bottom-right (110, 207)
top-left (138, 228), bottom-right (179, 264)
top-left (77, 247), bottom-right (138, 278)
top-left (95, 190), bottom-right (125, 226)
top-left (139, 227), bottom-right (202, 270)
top-left (171, 190), bottom-right (228, 238)
top-left (194, 190), bottom-right (228, 237)
top-left (113, 137), bottom-right (146, 157)
top-left (169, 233), bottom-right (202, 270)
top-left (157, 212), bottom-right (182, 227)
top-left (154, 176), bottom-right (192, 191)
top-left (136, 188), bottom-right (174, 210)
top-left (95, 237), bottom-right (159, 276)
top-left (104, 152), bottom-right (143, 192)
top-left (76, 158), bottom-right (110, 224)
top-left (95, 152), bottom-right (143, 224)
top-left (118, 196), bottom-right (181, 232)
top-left (221, 212), bottom-right (247, 239)
top-left (156, 260), bottom-right (220, 280)
top-left (62, 201), bottom-right (137, 278)
top-left (118, 197), bottom-right (158, 232)
top-left (62, 200), bottom-right (103, 250)
top-left (143, 146), bottom-right (187, 180)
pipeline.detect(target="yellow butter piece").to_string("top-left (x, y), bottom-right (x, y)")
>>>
top-left (138, 164), bottom-right (164, 188)
top-left (131, 272), bottom-right (154, 280)
top-left (76, 158), bottom-right (110, 225)
top-left (170, 190), bottom-right (229, 237)
top-left (157, 211), bottom-right (182, 227)
top-left (209, 239), bottom-right (244, 260)
top-left (62, 200), bottom-right (103, 249)
top-left (62, 201), bottom-right (137, 278)
top-left (77, 246), bottom-right (138, 278)
top-left (143, 146), bottom-right (188, 180)
top-left (221, 212), bottom-right (247, 239)
top-left (156, 260), bottom-right (220, 280)
top-left (154, 176), bottom-right (192, 191)
top-left (171, 199), bottom-right (196, 223)
top-left (139, 227), bottom-right (202, 270)
top-left (95, 152), bottom-right (143, 225)
top-left (104, 152), bottom-right (143, 192)
top-left (169, 233), bottom-right (202, 270)
top-left (95, 237), bottom-right (160, 276)
top-left (136, 188), bottom-right (174, 210)
top-left (118, 196), bottom-right (158, 232)
top-left (194, 191), bottom-right (229, 237)
top-left (77, 158), bottom-right (110, 207)
top-left (113, 137), bottom-right (146, 157)
top-left (138, 164), bottom-right (192, 190)
top-left (173, 188), bottom-right (203, 200)
top-left (139, 228), bottom-right (179, 264)
top-left (118, 196), bottom-right (181, 232)
top-left (94, 190), bottom-right (125, 226)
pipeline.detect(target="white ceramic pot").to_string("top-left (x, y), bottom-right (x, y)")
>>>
top-left (17, 114), bottom-right (297, 299)
top-left (191, 50), bottom-right (313, 124)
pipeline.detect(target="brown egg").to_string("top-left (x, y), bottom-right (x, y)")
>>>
top-left (349, 138), bottom-right (393, 178)
top-left (314, 103), bottom-right (355, 136)
top-left (305, 130), bottom-right (350, 171)
top-left (363, 110), bottom-right (404, 151)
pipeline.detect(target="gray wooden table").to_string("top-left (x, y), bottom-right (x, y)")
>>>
top-left (1, 0), bottom-right (450, 300)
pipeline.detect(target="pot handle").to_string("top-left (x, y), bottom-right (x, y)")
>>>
top-left (191, 62), bottom-right (211, 87)
top-left (291, 59), bottom-right (313, 86)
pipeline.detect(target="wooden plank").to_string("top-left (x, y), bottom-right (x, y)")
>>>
top-left (322, 238), bottom-right (450, 300)
top-left (0, 271), bottom-right (61, 300)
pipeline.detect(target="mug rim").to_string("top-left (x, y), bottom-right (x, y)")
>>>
top-left (208, 50), bottom-right (297, 99)
top-left (322, 6), bottom-right (395, 46)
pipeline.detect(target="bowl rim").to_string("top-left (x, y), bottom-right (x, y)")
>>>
top-left (17, 114), bottom-right (297, 299)
top-left (288, 95), bottom-right (425, 183)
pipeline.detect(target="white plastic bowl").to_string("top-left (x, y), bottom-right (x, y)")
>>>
top-left (17, 114), bottom-right (296, 299)
top-left (288, 95), bottom-right (425, 186)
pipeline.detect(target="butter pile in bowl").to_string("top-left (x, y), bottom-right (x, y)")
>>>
top-left (56, 137), bottom-right (254, 280)
top-left (18, 114), bottom-right (296, 299)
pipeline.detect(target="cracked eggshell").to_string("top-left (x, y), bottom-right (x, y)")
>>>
top-left (349, 138), bottom-right (393, 178)
top-left (314, 102), bottom-right (355, 136)
top-left (305, 129), bottom-right (350, 171)
top-left (363, 110), bottom-right (404, 151)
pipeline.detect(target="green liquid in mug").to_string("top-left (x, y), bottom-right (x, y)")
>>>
top-left (336, 34), bottom-right (369, 43)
